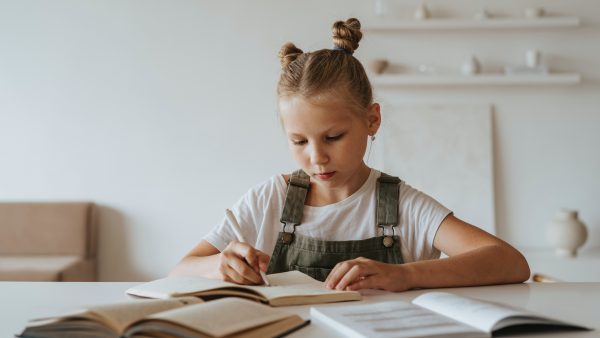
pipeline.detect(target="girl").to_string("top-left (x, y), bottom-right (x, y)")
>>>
top-left (170, 18), bottom-right (530, 292)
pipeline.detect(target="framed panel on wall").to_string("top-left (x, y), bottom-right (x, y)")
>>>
top-left (370, 104), bottom-right (495, 234)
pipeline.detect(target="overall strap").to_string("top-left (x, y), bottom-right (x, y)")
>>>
top-left (280, 169), bottom-right (310, 226)
top-left (376, 173), bottom-right (401, 226)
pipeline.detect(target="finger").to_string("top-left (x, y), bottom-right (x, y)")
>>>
top-left (346, 276), bottom-right (377, 291)
top-left (228, 256), bottom-right (262, 284)
top-left (229, 242), bottom-right (262, 272)
top-left (325, 261), bottom-right (354, 289)
top-left (222, 263), bottom-right (256, 285)
top-left (244, 247), bottom-right (259, 271)
top-left (256, 251), bottom-right (271, 272)
top-left (335, 265), bottom-right (364, 291)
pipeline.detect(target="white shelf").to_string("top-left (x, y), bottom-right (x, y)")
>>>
top-left (370, 73), bottom-right (581, 87)
top-left (365, 17), bottom-right (580, 31)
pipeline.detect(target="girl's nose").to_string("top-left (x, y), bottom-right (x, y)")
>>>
top-left (309, 144), bottom-right (329, 165)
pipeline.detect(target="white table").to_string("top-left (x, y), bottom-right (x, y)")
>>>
top-left (524, 248), bottom-right (600, 282)
top-left (1, 281), bottom-right (598, 337)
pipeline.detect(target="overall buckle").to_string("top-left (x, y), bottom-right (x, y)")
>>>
top-left (379, 225), bottom-right (396, 248)
top-left (281, 222), bottom-right (297, 244)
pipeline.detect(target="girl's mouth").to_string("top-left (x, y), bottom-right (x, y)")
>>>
top-left (315, 171), bottom-right (336, 180)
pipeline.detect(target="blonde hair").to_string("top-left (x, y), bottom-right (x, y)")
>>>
top-left (277, 18), bottom-right (373, 115)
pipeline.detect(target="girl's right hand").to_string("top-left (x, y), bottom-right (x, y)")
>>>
top-left (218, 240), bottom-right (270, 285)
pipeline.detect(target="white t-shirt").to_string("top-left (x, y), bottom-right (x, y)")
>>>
top-left (203, 169), bottom-right (452, 263)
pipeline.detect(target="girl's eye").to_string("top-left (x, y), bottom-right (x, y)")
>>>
top-left (326, 133), bottom-right (344, 142)
top-left (292, 140), bottom-right (307, 146)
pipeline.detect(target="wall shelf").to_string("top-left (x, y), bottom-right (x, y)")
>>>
top-left (370, 73), bottom-right (582, 87)
top-left (365, 17), bottom-right (580, 31)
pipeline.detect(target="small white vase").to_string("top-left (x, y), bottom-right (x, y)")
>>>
top-left (414, 3), bottom-right (430, 20)
top-left (474, 9), bottom-right (491, 20)
top-left (546, 209), bottom-right (588, 257)
top-left (374, 0), bottom-right (386, 17)
top-left (461, 55), bottom-right (481, 75)
top-left (525, 49), bottom-right (541, 68)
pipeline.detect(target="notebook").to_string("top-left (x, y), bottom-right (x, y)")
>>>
top-left (310, 291), bottom-right (591, 338)
top-left (126, 270), bottom-right (361, 307)
top-left (18, 297), bottom-right (308, 338)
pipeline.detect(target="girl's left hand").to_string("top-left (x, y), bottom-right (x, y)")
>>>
top-left (324, 257), bottom-right (411, 292)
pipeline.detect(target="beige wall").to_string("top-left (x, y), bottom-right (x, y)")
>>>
top-left (1, 0), bottom-right (598, 281)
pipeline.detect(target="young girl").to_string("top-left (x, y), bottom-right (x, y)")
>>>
top-left (171, 18), bottom-right (530, 292)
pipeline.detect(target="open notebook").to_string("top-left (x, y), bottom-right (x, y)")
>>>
top-left (18, 297), bottom-right (308, 338)
top-left (126, 270), bottom-right (361, 307)
top-left (310, 291), bottom-right (591, 338)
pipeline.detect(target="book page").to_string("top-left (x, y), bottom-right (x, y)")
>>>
top-left (412, 292), bottom-right (534, 332)
top-left (126, 276), bottom-right (250, 299)
top-left (138, 298), bottom-right (294, 337)
top-left (265, 270), bottom-right (322, 286)
top-left (87, 296), bottom-right (202, 332)
top-left (244, 283), bottom-right (358, 301)
top-left (248, 271), bottom-right (358, 301)
top-left (311, 301), bottom-right (487, 338)
top-left (24, 297), bottom-right (202, 333)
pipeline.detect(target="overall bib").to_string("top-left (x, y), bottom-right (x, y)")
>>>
top-left (266, 169), bottom-right (404, 282)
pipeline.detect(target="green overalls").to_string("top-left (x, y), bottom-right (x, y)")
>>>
top-left (265, 169), bottom-right (404, 282)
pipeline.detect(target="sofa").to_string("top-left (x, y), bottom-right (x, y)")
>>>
top-left (0, 202), bottom-right (97, 281)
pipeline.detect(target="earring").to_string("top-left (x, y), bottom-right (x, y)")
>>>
top-left (370, 135), bottom-right (376, 142)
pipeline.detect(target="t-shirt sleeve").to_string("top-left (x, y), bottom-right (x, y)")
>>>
top-left (202, 190), bottom-right (262, 252)
top-left (398, 181), bottom-right (452, 262)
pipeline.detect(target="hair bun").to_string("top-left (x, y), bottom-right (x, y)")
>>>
top-left (278, 42), bottom-right (304, 68)
top-left (332, 18), bottom-right (362, 54)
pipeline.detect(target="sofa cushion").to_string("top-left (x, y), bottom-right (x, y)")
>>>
top-left (0, 256), bottom-right (82, 281)
top-left (0, 203), bottom-right (96, 257)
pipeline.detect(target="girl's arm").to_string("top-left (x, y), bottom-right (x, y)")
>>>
top-left (169, 240), bottom-right (270, 285)
top-left (325, 214), bottom-right (531, 291)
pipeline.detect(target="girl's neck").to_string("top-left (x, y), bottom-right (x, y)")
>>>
top-left (306, 164), bottom-right (371, 207)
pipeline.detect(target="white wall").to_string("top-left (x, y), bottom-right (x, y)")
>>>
top-left (1, 0), bottom-right (598, 281)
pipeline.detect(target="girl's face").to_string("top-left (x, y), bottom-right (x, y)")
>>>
top-left (279, 93), bottom-right (380, 194)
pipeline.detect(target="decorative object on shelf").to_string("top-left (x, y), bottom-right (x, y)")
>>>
top-left (505, 49), bottom-right (548, 75)
top-left (461, 55), bottom-right (481, 75)
top-left (369, 58), bottom-right (389, 74)
top-left (417, 64), bottom-right (437, 75)
top-left (414, 3), bottom-right (431, 20)
top-left (474, 8), bottom-right (491, 20)
top-left (374, 0), bottom-right (386, 17)
top-left (525, 7), bottom-right (545, 19)
top-left (546, 209), bottom-right (588, 257)
top-left (525, 49), bottom-right (541, 68)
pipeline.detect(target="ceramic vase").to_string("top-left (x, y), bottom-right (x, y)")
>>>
top-left (369, 59), bottom-right (389, 74)
top-left (374, 0), bottom-right (386, 17)
top-left (525, 7), bottom-right (545, 19)
top-left (525, 49), bottom-right (541, 68)
top-left (461, 55), bottom-right (481, 75)
top-left (474, 9), bottom-right (491, 20)
top-left (414, 3), bottom-right (430, 20)
top-left (546, 209), bottom-right (588, 257)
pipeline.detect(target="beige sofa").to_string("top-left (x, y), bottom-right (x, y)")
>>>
top-left (0, 202), bottom-right (97, 281)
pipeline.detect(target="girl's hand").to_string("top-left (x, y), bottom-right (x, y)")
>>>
top-left (324, 257), bottom-right (411, 292)
top-left (218, 240), bottom-right (270, 285)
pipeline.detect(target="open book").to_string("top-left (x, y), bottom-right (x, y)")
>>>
top-left (310, 292), bottom-right (591, 338)
top-left (126, 270), bottom-right (361, 307)
top-left (18, 296), bottom-right (308, 338)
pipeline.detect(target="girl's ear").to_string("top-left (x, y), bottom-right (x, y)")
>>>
top-left (366, 103), bottom-right (381, 136)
